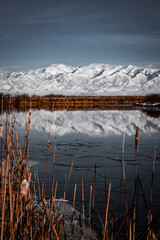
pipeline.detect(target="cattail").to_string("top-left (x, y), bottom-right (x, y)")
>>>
top-left (0, 124), bottom-right (3, 139)
top-left (135, 126), bottom-right (139, 153)
top-left (20, 179), bottom-right (29, 197)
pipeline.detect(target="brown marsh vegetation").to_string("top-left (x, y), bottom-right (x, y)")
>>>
top-left (0, 94), bottom-right (160, 112)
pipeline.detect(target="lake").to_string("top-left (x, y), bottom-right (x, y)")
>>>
top-left (2, 109), bottom-right (160, 238)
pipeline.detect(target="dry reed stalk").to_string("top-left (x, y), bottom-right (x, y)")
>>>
top-left (104, 162), bottom-right (107, 206)
top-left (5, 111), bottom-right (8, 145)
top-left (10, 102), bottom-right (14, 168)
top-left (73, 183), bottom-right (77, 210)
top-left (96, 210), bottom-right (104, 235)
top-left (0, 138), bottom-right (5, 201)
top-left (91, 164), bottom-right (96, 229)
top-left (74, 222), bottom-right (78, 240)
top-left (54, 181), bottom-right (58, 199)
top-left (0, 136), bottom-right (3, 176)
top-left (113, 215), bottom-right (127, 240)
top-left (44, 125), bottom-right (51, 198)
top-left (147, 144), bottom-right (157, 239)
top-left (8, 133), bottom-right (19, 169)
top-left (70, 219), bottom-right (75, 240)
top-left (89, 185), bottom-right (93, 238)
top-left (14, 129), bottom-right (23, 163)
top-left (132, 125), bottom-right (139, 240)
top-left (0, 95), bottom-right (3, 184)
top-left (66, 160), bottom-right (74, 190)
top-left (149, 144), bottom-right (156, 210)
top-left (25, 108), bottom-right (31, 177)
top-left (135, 126), bottom-right (139, 179)
top-left (133, 194), bottom-right (136, 240)
top-left (9, 166), bottom-right (14, 240)
top-left (14, 201), bottom-right (32, 235)
top-left (137, 176), bottom-right (148, 213)
top-left (111, 215), bottom-right (114, 240)
top-left (1, 94), bottom-right (3, 124)
top-left (103, 182), bottom-right (111, 240)
top-left (22, 105), bottom-right (29, 156)
top-left (122, 132), bottom-right (129, 236)
top-left (1, 139), bottom-right (10, 240)
top-left (62, 161), bottom-right (74, 218)
top-left (81, 171), bottom-right (85, 239)
top-left (129, 216), bottom-right (132, 240)
top-left (61, 174), bottom-right (67, 219)
top-left (135, 126), bottom-right (139, 154)
top-left (52, 129), bottom-right (57, 200)
top-left (36, 170), bottom-right (41, 199)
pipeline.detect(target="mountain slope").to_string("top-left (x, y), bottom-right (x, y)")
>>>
top-left (0, 63), bottom-right (160, 96)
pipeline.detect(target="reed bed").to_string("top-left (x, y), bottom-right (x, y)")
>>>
top-left (0, 109), bottom-right (98, 239)
top-left (0, 105), bottom-right (160, 239)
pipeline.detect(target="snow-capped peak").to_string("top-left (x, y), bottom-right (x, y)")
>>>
top-left (0, 63), bottom-right (159, 96)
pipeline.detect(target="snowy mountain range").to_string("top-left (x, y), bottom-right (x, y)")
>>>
top-left (0, 63), bottom-right (160, 96)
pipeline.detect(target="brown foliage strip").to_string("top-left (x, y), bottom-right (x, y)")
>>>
top-left (1, 93), bottom-right (160, 112)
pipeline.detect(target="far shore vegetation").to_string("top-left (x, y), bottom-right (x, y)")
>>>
top-left (0, 94), bottom-right (160, 114)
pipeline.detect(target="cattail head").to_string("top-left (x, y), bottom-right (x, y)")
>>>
top-left (0, 124), bottom-right (3, 138)
top-left (21, 179), bottom-right (29, 197)
top-left (135, 126), bottom-right (139, 152)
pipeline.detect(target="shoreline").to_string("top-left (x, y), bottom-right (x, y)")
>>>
top-left (0, 94), bottom-right (160, 112)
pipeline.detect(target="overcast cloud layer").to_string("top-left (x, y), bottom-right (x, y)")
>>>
top-left (0, 0), bottom-right (160, 70)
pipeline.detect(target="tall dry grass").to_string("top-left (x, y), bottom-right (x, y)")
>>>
top-left (0, 107), bottom-right (99, 239)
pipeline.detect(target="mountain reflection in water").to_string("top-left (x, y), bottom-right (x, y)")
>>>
top-left (11, 109), bottom-right (160, 137)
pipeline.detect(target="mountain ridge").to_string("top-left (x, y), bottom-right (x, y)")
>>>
top-left (0, 63), bottom-right (159, 96)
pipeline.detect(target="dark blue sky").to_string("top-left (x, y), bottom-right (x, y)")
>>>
top-left (0, 0), bottom-right (160, 70)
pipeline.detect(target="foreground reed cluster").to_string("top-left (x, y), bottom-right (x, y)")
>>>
top-left (0, 110), bottom-right (98, 240)
top-left (0, 110), bottom-right (57, 239)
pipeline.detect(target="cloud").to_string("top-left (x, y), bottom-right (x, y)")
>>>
top-left (57, 31), bottom-right (160, 49)
top-left (0, 0), bottom-right (160, 67)
top-left (1, 0), bottom-right (160, 33)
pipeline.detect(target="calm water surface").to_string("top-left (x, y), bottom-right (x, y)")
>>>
top-left (6, 109), bottom-right (160, 235)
